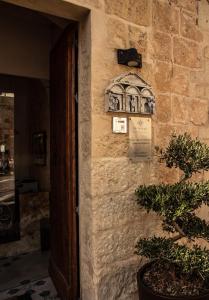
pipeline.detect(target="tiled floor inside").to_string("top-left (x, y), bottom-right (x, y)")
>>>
top-left (0, 251), bottom-right (60, 299)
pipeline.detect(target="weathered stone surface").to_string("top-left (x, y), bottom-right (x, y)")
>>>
top-left (151, 31), bottom-right (172, 62)
top-left (128, 25), bottom-right (147, 58)
top-left (171, 66), bottom-right (190, 96)
top-left (154, 62), bottom-right (172, 93)
top-left (91, 158), bottom-right (150, 197)
top-left (55, 1), bottom-right (209, 300)
top-left (153, 0), bottom-right (179, 34)
top-left (190, 99), bottom-right (208, 125)
top-left (93, 192), bottom-right (140, 231)
top-left (156, 94), bottom-right (172, 123)
top-left (93, 214), bottom-right (162, 268)
top-left (107, 17), bottom-right (128, 49)
top-left (155, 124), bottom-right (199, 149)
top-left (105, 0), bottom-right (150, 26)
top-left (80, 121), bottom-right (91, 160)
top-left (195, 84), bottom-right (209, 99)
top-left (170, 0), bottom-right (197, 13)
top-left (154, 160), bottom-right (180, 184)
top-left (198, 0), bottom-right (209, 31)
top-left (173, 37), bottom-right (201, 68)
top-left (68, 0), bottom-right (102, 9)
top-left (172, 95), bottom-right (191, 124)
top-left (92, 115), bottom-right (129, 158)
top-left (181, 11), bottom-right (203, 42)
top-left (97, 260), bottom-right (140, 300)
top-left (204, 46), bottom-right (209, 59)
top-left (92, 163), bottom-right (153, 230)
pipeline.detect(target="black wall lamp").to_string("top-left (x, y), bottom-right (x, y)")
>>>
top-left (117, 48), bottom-right (142, 68)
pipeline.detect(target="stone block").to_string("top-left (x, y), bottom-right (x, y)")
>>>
top-left (198, 0), bottom-right (209, 31)
top-left (195, 84), bottom-right (209, 100)
top-left (75, 0), bottom-right (102, 8)
top-left (154, 124), bottom-right (198, 149)
top-left (97, 261), bottom-right (139, 300)
top-left (153, 0), bottom-right (179, 34)
top-left (171, 66), bottom-right (190, 96)
top-left (92, 114), bottom-right (129, 158)
top-left (154, 160), bottom-right (180, 184)
top-left (154, 62), bottom-right (172, 93)
top-left (173, 37), bottom-right (201, 68)
top-left (93, 215), bottom-right (162, 268)
top-left (105, 0), bottom-right (150, 26)
top-left (156, 94), bottom-right (172, 123)
top-left (128, 25), bottom-right (147, 58)
top-left (204, 46), bottom-right (209, 59)
top-left (79, 121), bottom-right (91, 160)
top-left (180, 11), bottom-right (203, 42)
top-left (151, 31), bottom-right (172, 62)
top-left (93, 192), bottom-right (141, 231)
top-left (190, 99), bottom-right (208, 125)
top-left (170, 0), bottom-right (197, 13)
top-left (91, 158), bottom-right (150, 197)
top-left (172, 95), bottom-right (191, 124)
top-left (107, 17), bottom-right (128, 49)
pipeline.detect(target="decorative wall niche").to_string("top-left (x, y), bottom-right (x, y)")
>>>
top-left (105, 72), bottom-right (155, 114)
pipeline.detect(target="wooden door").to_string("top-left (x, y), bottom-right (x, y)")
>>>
top-left (49, 25), bottom-right (78, 300)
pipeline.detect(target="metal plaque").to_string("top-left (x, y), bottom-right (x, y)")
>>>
top-left (129, 117), bottom-right (152, 159)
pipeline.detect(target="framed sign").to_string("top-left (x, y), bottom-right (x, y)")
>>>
top-left (112, 117), bottom-right (127, 133)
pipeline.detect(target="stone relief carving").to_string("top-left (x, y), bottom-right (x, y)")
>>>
top-left (105, 73), bottom-right (155, 114)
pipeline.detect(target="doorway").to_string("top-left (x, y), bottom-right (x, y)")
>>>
top-left (0, 2), bottom-right (79, 300)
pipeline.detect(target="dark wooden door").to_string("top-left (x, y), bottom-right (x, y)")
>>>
top-left (49, 25), bottom-right (78, 300)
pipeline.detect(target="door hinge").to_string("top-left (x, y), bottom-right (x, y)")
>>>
top-left (75, 93), bottom-right (78, 103)
top-left (75, 206), bottom-right (79, 215)
top-left (73, 37), bottom-right (78, 48)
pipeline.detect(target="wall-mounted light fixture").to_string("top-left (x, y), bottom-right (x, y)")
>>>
top-left (117, 48), bottom-right (142, 68)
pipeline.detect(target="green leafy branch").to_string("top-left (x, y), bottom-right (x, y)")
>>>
top-left (135, 133), bottom-right (209, 278)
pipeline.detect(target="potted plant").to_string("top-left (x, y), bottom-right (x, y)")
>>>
top-left (135, 133), bottom-right (209, 300)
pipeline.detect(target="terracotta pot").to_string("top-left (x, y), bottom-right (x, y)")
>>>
top-left (137, 261), bottom-right (209, 300)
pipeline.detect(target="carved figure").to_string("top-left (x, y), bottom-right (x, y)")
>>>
top-left (109, 93), bottom-right (121, 111)
top-left (128, 95), bottom-right (138, 112)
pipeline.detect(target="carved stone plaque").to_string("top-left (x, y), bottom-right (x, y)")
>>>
top-left (129, 117), bottom-right (152, 159)
top-left (105, 73), bottom-right (155, 114)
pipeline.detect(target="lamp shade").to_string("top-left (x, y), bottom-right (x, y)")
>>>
top-left (117, 48), bottom-right (142, 68)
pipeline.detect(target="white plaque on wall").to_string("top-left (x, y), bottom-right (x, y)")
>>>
top-left (112, 117), bottom-right (127, 133)
top-left (129, 117), bottom-right (152, 159)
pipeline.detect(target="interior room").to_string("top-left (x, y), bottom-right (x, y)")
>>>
top-left (0, 2), bottom-right (70, 299)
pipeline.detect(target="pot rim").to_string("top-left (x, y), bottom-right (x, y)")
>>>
top-left (138, 260), bottom-right (209, 300)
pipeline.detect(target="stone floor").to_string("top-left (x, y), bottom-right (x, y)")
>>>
top-left (0, 251), bottom-right (60, 300)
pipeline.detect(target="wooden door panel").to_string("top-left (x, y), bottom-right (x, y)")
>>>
top-left (49, 25), bottom-right (78, 300)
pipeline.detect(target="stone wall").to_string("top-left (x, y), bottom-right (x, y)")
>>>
top-left (74, 0), bottom-right (209, 299)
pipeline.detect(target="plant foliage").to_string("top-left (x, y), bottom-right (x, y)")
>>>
top-left (135, 133), bottom-right (209, 281)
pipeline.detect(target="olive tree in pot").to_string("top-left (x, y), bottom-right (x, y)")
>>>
top-left (135, 133), bottom-right (209, 300)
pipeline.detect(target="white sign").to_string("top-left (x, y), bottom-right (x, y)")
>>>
top-left (129, 117), bottom-right (152, 158)
top-left (112, 117), bottom-right (127, 134)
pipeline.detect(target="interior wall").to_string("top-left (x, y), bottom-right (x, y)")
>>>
top-left (0, 4), bottom-right (50, 79)
top-left (0, 75), bottom-right (50, 191)
top-left (0, 2), bottom-right (69, 80)
top-left (0, 75), bottom-right (50, 256)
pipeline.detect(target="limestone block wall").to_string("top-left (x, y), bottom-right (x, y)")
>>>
top-left (74, 0), bottom-right (209, 299)
top-left (44, 0), bottom-right (209, 298)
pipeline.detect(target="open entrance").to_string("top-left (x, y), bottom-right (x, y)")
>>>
top-left (0, 2), bottom-right (79, 300)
